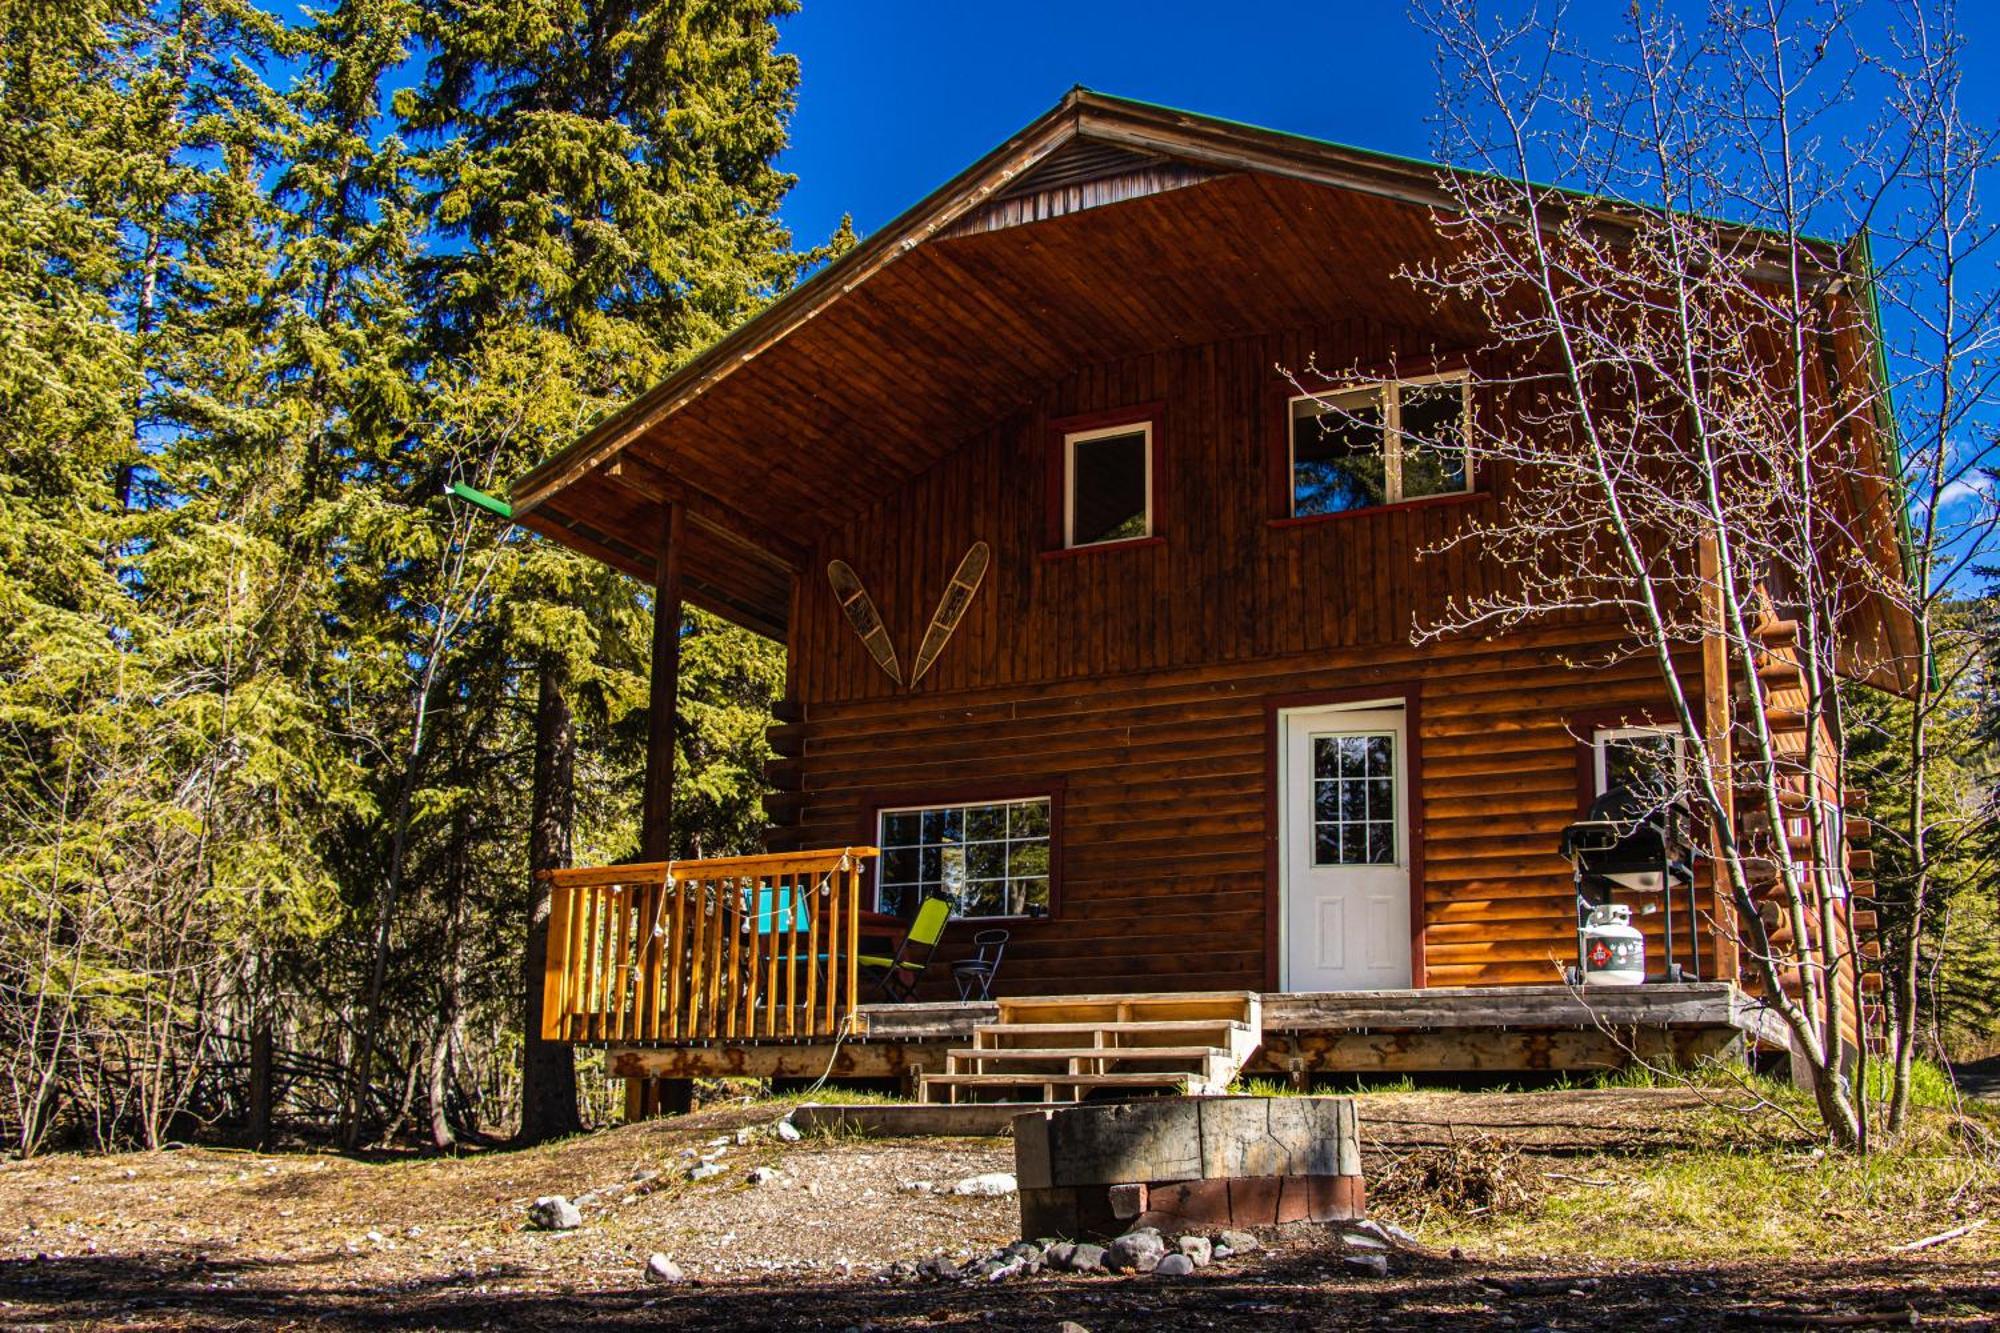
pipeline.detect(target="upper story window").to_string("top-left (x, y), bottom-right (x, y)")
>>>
top-left (876, 795), bottom-right (1053, 921)
top-left (1065, 421), bottom-right (1153, 547)
top-left (1046, 404), bottom-right (1163, 554)
top-left (1592, 725), bottom-right (1689, 798)
top-left (1288, 373), bottom-right (1471, 516)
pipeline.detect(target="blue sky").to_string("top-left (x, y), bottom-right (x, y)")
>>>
top-left (772, 1), bottom-right (1442, 249)
top-left (771, 1), bottom-right (2000, 250)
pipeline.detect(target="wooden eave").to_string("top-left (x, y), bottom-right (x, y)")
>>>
top-left (507, 88), bottom-right (1870, 641)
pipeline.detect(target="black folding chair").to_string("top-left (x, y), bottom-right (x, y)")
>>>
top-left (951, 929), bottom-right (1009, 1001)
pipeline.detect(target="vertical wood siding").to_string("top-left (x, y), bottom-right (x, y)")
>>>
top-left (779, 322), bottom-right (1715, 995)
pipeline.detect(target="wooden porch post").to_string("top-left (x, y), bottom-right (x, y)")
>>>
top-left (641, 501), bottom-right (685, 862)
top-left (1698, 533), bottom-right (1740, 983)
top-left (636, 501), bottom-right (694, 1118)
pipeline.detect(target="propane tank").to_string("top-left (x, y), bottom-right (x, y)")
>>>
top-left (1580, 903), bottom-right (1646, 986)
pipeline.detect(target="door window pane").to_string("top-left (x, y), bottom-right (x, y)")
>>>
top-left (1311, 732), bottom-right (1396, 866)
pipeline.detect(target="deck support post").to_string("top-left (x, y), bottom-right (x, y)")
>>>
top-left (634, 502), bottom-right (692, 1119)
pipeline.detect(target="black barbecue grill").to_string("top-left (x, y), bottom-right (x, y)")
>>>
top-left (1558, 783), bottom-right (1700, 984)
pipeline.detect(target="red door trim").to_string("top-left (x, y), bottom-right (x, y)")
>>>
top-left (1263, 684), bottom-right (1427, 992)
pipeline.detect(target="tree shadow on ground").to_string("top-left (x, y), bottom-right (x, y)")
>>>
top-left (3, 1245), bottom-right (1997, 1330)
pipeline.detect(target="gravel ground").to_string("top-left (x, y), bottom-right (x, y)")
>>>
top-left (1, 1093), bottom-right (1996, 1330)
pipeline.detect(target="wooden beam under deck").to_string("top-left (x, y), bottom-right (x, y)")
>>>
top-left (1257, 983), bottom-right (1783, 1038)
top-left (599, 983), bottom-right (1788, 1082)
top-left (1251, 1024), bottom-right (1744, 1076)
top-left (606, 1040), bottom-right (953, 1082)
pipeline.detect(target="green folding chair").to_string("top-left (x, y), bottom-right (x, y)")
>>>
top-left (858, 897), bottom-right (952, 1002)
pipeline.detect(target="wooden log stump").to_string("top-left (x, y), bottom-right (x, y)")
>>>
top-left (1014, 1096), bottom-right (1363, 1240)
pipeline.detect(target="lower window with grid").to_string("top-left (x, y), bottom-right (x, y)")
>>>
top-left (874, 796), bottom-right (1052, 920)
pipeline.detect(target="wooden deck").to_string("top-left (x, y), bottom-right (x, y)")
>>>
top-left (600, 982), bottom-right (1789, 1084)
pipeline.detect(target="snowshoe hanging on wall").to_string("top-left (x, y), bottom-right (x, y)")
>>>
top-left (910, 541), bottom-right (989, 689)
top-left (826, 540), bottom-right (990, 692)
top-left (827, 559), bottom-right (902, 687)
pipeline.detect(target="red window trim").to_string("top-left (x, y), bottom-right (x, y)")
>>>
top-left (1265, 491), bottom-right (1493, 530)
top-left (1265, 352), bottom-right (1485, 521)
top-left (1567, 708), bottom-right (1679, 814)
top-left (1046, 402), bottom-right (1166, 554)
top-left (854, 779), bottom-right (1067, 926)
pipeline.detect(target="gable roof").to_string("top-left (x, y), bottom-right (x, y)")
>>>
top-left (504, 89), bottom-right (1555, 633)
top-left (506, 89), bottom-right (1914, 689)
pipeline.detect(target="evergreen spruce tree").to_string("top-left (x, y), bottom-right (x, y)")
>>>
top-left (0, 0), bottom-right (147, 1152)
top-left (354, 0), bottom-right (824, 1143)
top-left (1, 0), bottom-right (836, 1150)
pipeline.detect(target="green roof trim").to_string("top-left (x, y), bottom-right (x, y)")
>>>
top-left (1851, 228), bottom-right (1936, 690)
top-left (1852, 229), bottom-right (1917, 584)
top-left (448, 481), bottom-right (515, 522)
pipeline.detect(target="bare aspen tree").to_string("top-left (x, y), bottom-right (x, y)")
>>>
top-left (1382, 0), bottom-right (1997, 1147)
top-left (1855, 2), bottom-right (2000, 1132)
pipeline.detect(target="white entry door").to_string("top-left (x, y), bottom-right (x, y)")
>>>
top-left (1281, 705), bottom-right (1413, 991)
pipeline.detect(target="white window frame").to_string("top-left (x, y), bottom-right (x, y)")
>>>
top-left (1063, 420), bottom-right (1154, 549)
top-left (873, 794), bottom-right (1054, 921)
top-left (1287, 370), bottom-right (1473, 515)
top-left (1591, 724), bottom-right (1690, 796)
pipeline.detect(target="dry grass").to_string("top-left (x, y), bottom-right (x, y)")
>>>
top-left (1368, 1131), bottom-right (1539, 1225)
top-left (1370, 1075), bottom-right (2000, 1262)
top-left (2, 1083), bottom-right (1998, 1328)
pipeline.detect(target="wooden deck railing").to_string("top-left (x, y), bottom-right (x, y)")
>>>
top-left (539, 848), bottom-right (878, 1044)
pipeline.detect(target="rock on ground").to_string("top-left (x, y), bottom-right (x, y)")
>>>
top-left (1107, 1229), bottom-right (1166, 1273)
top-left (950, 1172), bottom-right (1018, 1197)
top-left (645, 1253), bottom-right (685, 1283)
top-left (526, 1196), bottom-right (581, 1231)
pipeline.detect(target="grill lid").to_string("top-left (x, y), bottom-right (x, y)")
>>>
top-left (1558, 783), bottom-right (1694, 891)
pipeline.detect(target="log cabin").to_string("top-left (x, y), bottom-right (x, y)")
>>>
top-left (501, 90), bottom-right (1914, 1110)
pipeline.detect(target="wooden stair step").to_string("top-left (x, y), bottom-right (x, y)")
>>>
top-left (973, 1019), bottom-right (1249, 1039)
top-left (922, 1072), bottom-right (1201, 1089)
top-left (949, 1045), bottom-right (1225, 1063)
top-left (995, 993), bottom-right (1256, 1026)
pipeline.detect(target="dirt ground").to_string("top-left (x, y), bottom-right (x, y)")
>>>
top-left (1, 1089), bottom-right (1996, 1330)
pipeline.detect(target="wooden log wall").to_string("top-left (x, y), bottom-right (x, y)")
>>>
top-left (1733, 614), bottom-right (1876, 1052)
top-left (774, 322), bottom-right (1724, 996)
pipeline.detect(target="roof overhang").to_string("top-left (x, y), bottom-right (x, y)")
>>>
top-left (509, 88), bottom-right (1920, 671)
top-left (507, 90), bottom-right (1535, 635)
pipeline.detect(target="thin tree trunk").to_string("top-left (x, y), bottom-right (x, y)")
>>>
top-left (339, 510), bottom-right (497, 1149)
top-left (426, 1023), bottom-right (454, 1151)
top-left (517, 658), bottom-right (581, 1143)
top-left (429, 810), bottom-right (472, 1151)
top-left (248, 1012), bottom-right (273, 1149)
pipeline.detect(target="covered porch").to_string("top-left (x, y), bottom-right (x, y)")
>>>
top-left (538, 849), bottom-right (1787, 1099)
